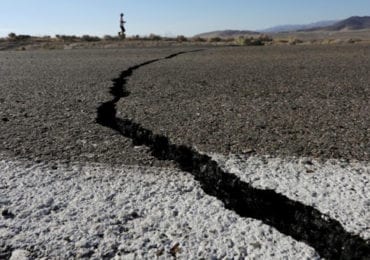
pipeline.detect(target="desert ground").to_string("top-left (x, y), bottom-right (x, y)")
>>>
top-left (0, 45), bottom-right (369, 259)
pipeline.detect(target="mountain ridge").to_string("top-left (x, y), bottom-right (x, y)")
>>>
top-left (261, 20), bottom-right (338, 33)
top-left (194, 16), bottom-right (370, 38)
top-left (302, 16), bottom-right (370, 31)
top-left (195, 30), bottom-right (259, 38)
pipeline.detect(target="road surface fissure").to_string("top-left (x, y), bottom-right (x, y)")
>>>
top-left (96, 50), bottom-right (369, 259)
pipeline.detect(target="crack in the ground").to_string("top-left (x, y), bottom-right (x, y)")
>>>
top-left (0, 245), bottom-right (13, 260)
top-left (96, 50), bottom-right (369, 259)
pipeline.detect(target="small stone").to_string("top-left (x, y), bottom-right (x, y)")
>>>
top-left (156, 248), bottom-right (164, 256)
top-left (170, 242), bottom-right (181, 257)
top-left (1, 117), bottom-right (9, 122)
top-left (10, 249), bottom-right (30, 260)
top-left (242, 148), bottom-right (255, 154)
top-left (250, 242), bottom-right (262, 249)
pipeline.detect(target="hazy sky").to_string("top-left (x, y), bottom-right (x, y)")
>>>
top-left (1, 0), bottom-right (369, 37)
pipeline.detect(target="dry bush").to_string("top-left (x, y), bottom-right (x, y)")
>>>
top-left (258, 34), bottom-right (273, 42)
top-left (81, 35), bottom-right (101, 42)
top-left (273, 38), bottom-right (289, 44)
top-left (149, 34), bottom-right (162, 41)
top-left (235, 36), bottom-right (264, 46)
top-left (235, 36), bottom-right (248, 45)
top-left (208, 37), bottom-right (222, 42)
top-left (288, 37), bottom-right (303, 45)
top-left (103, 35), bottom-right (116, 41)
top-left (176, 35), bottom-right (188, 42)
top-left (7, 33), bottom-right (31, 41)
top-left (191, 36), bottom-right (206, 42)
top-left (321, 39), bottom-right (335, 44)
top-left (224, 37), bottom-right (235, 42)
top-left (55, 35), bottom-right (79, 42)
top-left (347, 38), bottom-right (362, 44)
top-left (8, 32), bottom-right (16, 39)
top-left (125, 35), bottom-right (141, 41)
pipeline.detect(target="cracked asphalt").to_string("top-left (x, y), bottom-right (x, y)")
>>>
top-left (0, 48), bottom-right (193, 167)
top-left (1, 45), bottom-right (369, 259)
top-left (1, 45), bottom-right (369, 165)
top-left (118, 45), bottom-right (370, 161)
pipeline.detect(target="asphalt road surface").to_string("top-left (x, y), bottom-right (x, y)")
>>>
top-left (119, 45), bottom-right (369, 161)
top-left (0, 46), bottom-right (369, 259)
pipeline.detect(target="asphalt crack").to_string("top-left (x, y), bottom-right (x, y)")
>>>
top-left (96, 50), bottom-right (369, 259)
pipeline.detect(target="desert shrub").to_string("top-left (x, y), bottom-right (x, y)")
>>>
top-left (55, 35), bottom-right (79, 42)
top-left (149, 34), bottom-right (162, 41)
top-left (125, 35), bottom-right (142, 41)
top-left (320, 39), bottom-right (335, 44)
top-left (258, 34), bottom-right (273, 42)
top-left (17, 35), bottom-right (31, 40)
top-left (273, 38), bottom-right (289, 44)
top-left (251, 38), bottom-right (263, 46)
top-left (208, 37), bottom-right (222, 42)
top-left (191, 36), bottom-right (206, 42)
top-left (42, 43), bottom-right (59, 50)
top-left (235, 36), bottom-right (264, 46)
top-left (235, 36), bottom-right (250, 45)
top-left (81, 35), bottom-right (101, 42)
top-left (347, 38), bottom-right (362, 44)
top-left (288, 37), bottom-right (303, 45)
top-left (161, 37), bottom-right (174, 41)
top-left (8, 32), bottom-right (16, 39)
top-left (176, 35), bottom-right (188, 42)
top-left (8, 33), bottom-right (31, 41)
top-left (224, 37), bottom-right (235, 42)
top-left (103, 35), bottom-right (115, 41)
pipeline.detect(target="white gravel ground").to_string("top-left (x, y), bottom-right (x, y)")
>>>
top-left (0, 155), bottom-right (320, 259)
top-left (212, 154), bottom-right (370, 240)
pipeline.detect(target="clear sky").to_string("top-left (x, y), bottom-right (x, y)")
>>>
top-left (0, 0), bottom-right (369, 37)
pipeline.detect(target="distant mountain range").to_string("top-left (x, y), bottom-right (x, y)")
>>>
top-left (261, 20), bottom-right (338, 33)
top-left (195, 16), bottom-right (370, 38)
top-left (195, 30), bottom-right (258, 38)
top-left (302, 16), bottom-right (370, 31)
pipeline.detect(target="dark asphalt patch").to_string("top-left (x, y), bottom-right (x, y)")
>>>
top-left (96, 50), bottom-right (370, 259)
top-left (119, 45), bottom-right (370, 161)
top-left (0, 49), bottom-right (187, 167)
